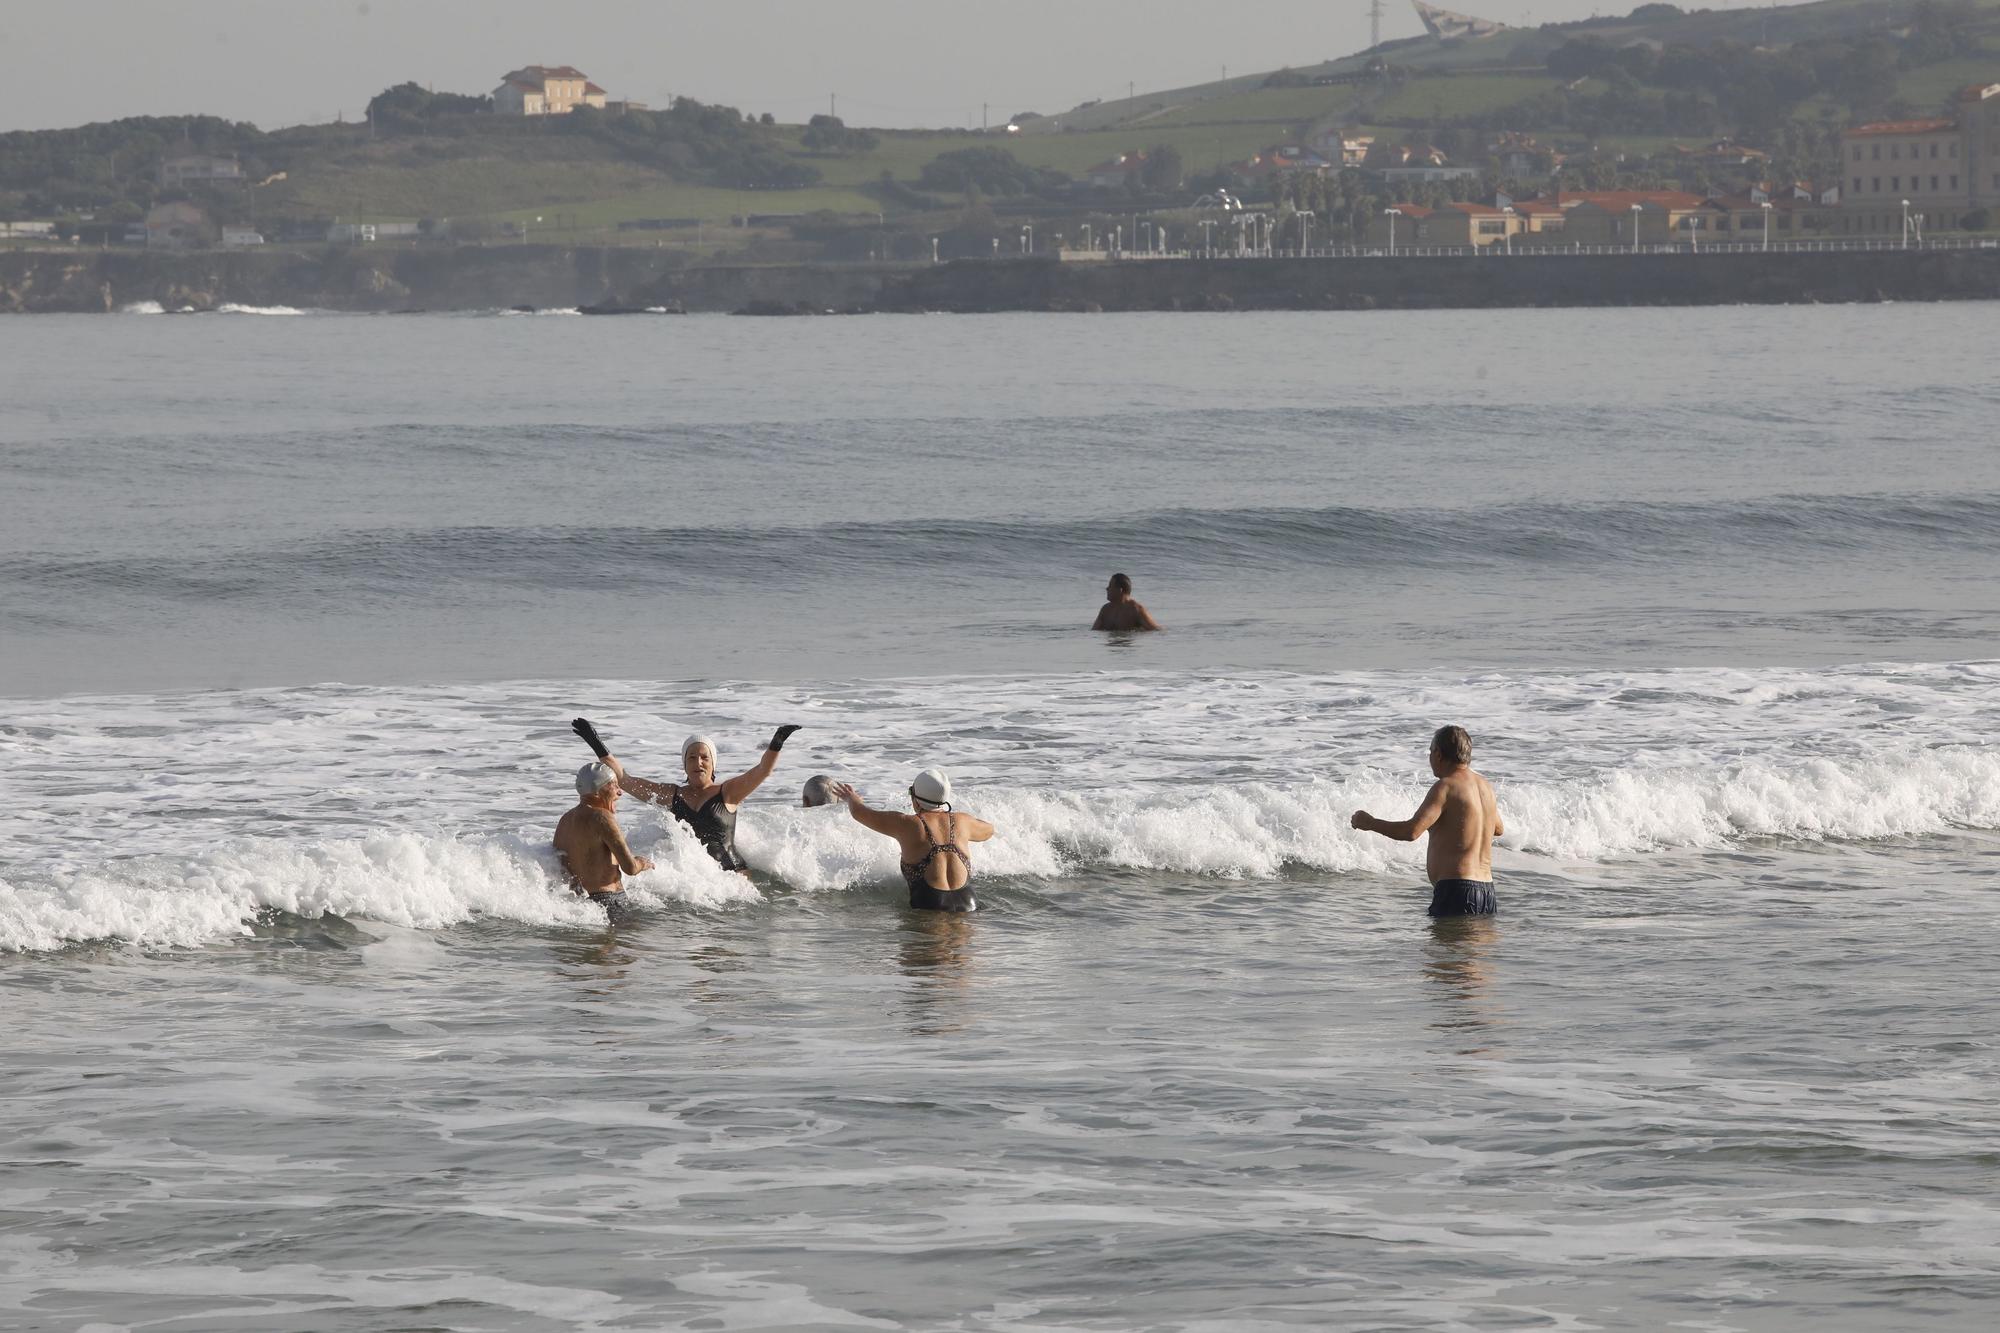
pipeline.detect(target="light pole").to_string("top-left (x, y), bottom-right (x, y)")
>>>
top-left (1901, 198), bottom-right (1911, 249)
top-left (931, 236), bottom-right (939, 264)
top-left (1384, 207), bottom-right (1400, 255)
top-left (1502, 205), bottom-right (1515, 255)
top-left (1760, 200), bottom-right (1772, 251)
top-left (1201, 219), bottom-right (1215, 256)
top-left (1629, 202), bottom-right (1641, 254)
top-left (1081, 223), bottom-right (1094, 252)
top-left (1021, 224), bottom-right (1033, 254)
top-left (1296, 209), bottom-right (1315, 256)
top-left (1682, 213), bottom-right (1698, 251)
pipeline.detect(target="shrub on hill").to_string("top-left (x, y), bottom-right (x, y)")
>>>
top-left (800, 114), bottom-right (879, 155)
top-left (365, 83), bottom-right (492, 131)
top-left (917, 147), bottom-right (1067, 197)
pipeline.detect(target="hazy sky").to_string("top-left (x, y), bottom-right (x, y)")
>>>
top-left (9, 0), bottom-right (1769, 133)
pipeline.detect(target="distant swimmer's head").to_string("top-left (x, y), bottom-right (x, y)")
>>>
top-left (801, 774), bottom-right (839, 808)
top-left (909, 768), bottom-right (953, 811)
top-left (682, 734), bottom-right (717, 783)
top-left (1430, 725), bottom-right (1472, 775)
top-left (575, 761), bottom-right (620, 801)
top-left (1106, 572), bottom-right (1133, 601)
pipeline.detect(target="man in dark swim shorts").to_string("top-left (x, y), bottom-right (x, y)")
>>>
top-left (553, 758), bottom-right (654, 922)
top-left (1351, 725), bottom-right (1504, 917)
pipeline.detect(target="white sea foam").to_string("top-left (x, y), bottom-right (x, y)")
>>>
top-left (214, 303), bottom-right (314, 316)
top-left (116, 300), bottom-right (166, 314)
top-left (4, 665), bottom-right (1997, 950)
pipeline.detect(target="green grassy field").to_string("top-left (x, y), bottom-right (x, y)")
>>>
top-left (1369, 74), bottom-right (1569, 122)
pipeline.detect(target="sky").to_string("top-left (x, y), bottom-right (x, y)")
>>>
top-left (7, 0), bottom-right (1773, 134)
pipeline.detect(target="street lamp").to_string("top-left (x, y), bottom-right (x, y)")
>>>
top-left (1502, 204), bottom-right (1515, 255)
top-left (1629, 202), bottom-right (1642, 254)
top-left (1021, 224), bottom-right (1033, 254)
top-left (1384, 206), bottom-right (1401, 255)
top-left (931, 235), bottom-right (940, 264)
top-left (1760, 200), bottom-right (1773, 252)
top-left (1201, 219), bottom-right (1216, 256)
top-left (1682, 213), bottom-right (1699, 251)
top-left (1296, 209), bottom-right (1315, 256)
top-left (1901, 198), bottom-right (1911, 249)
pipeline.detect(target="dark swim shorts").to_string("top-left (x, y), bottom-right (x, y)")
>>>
top-left (1428, 879), bottom-right (1496, 917)
top-left (588, 891), bottom-right (637, 925)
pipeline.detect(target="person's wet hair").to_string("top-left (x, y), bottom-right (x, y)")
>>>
top-left (1432, 725), bottom-right (1472, 767)
top-left (1109, 572), bottom-right (1133, 595)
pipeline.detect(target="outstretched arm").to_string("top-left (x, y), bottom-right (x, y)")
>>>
top-left (719, 726), bottom-right (801, 807)
top-left (603, 755), bottom-right (677, 807)
top-left (833, 783), bottom-right (908, 839)
top-left (1351, 781), bottom-right (1448, 843)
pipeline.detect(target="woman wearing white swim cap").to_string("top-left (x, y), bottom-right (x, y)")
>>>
top-left (832, 769), bottom-right (995, 912)
top-left (612, 725), bottom-right (804, 874)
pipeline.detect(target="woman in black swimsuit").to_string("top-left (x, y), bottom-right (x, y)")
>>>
top-left (617, 726), bottom-right (801, 873)
top-left (832, 769), bottom-right (995, 912)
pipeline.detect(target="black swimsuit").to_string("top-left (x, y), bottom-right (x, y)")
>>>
top-left (672, 790), bottom-right (746, 872)
top-left (902, 813), bottom-right (976, 913)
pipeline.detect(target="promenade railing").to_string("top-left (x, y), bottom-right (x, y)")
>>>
top-left (1161, 237), bottom-right (2000, 261)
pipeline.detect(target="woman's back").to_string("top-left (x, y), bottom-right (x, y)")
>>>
top-left (903, 810), bottom-right (972, 891)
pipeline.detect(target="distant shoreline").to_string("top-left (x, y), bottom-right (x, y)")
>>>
top-left (6, 244), bottom-right (2000, 315)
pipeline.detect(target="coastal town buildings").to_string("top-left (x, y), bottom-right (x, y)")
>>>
top-left (1839, 84), bottom-right (2000, 234)
top-left (492, 66), bottom-right (608, 116)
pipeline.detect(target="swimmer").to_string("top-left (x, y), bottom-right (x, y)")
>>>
top-left (833, 770), bottom-right (994, 913)
top-left (1091, 572), bottom-right (1163, 631)
top-left (611, 725), bottom-right (803, 873)
top-left (801, 774), bottom-right (840, 808)
top-left (1350, 725), bottom-right (1503, 917)
top-left (553, 757), bottom-right (654, 922)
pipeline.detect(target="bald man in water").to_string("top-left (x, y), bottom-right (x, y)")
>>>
top-left (554, 756), bottom-right (653, 920)
top-left (1351, 725), bottom-right (1503, 916)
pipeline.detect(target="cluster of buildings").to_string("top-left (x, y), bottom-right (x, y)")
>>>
top-left (1369, 83), bottom-right (2000, 245)
top-left (1366, 182), bottom-right (1845, 249)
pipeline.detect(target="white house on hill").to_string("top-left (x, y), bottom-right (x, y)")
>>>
top-left (494, 66), bottom-right (608, 116)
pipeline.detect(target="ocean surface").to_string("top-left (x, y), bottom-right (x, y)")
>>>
top-left (3, 304), bottom-right (1999, 1331)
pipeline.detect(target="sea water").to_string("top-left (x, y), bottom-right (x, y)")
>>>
top-left (2, 306), bottom-right (1998, 1331)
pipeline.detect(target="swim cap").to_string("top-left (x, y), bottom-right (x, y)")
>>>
top-left (801, 774), bottom-right (839, 808)
top-left (910, 768), bottom-right (952, 808)
top-left (682, 735), bottom-right (716, 761)
top-left (575, 761), bottom-right (618, 795)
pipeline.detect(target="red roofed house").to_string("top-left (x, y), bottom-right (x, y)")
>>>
top-left (494, 66), bottom-right (609, 116)
top-left (1838, 83), bottom-right (2000, 233)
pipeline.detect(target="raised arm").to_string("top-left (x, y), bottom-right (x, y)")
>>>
top-left (718, 725), bottom-right (801, 807)
top-left (603, 754), bottom-right (677, 807)
top-left (1351, 780), bottom-right (1448, 843)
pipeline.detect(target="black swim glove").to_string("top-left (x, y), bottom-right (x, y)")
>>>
top-left (572, 717), bottom-right (611, 759)
top-left (767, 724), bottom-right (803, 752)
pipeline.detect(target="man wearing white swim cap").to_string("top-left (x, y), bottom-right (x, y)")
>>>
top-left (554, 754), bottom-right (653, 920)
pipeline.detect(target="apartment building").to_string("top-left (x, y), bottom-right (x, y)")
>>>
top-left (1840, 83), bottom-right (2000, 233)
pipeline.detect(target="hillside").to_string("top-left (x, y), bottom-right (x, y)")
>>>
top-left (4, 0), bottom-right (1998, 256)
